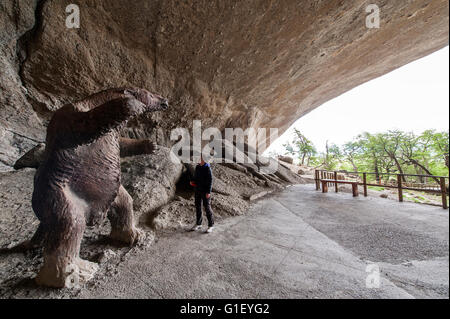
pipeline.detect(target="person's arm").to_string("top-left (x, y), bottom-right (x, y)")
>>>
top-left (190, 166), bottom-right (198, 187)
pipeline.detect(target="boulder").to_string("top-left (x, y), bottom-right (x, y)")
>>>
top-left (278, 156), bottom-right (294, 164)
top-left (120, 147), bottom-right (184, 222)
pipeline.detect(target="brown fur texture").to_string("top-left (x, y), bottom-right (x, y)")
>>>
top-left (31, 88), bottom-right (168, 288)
top-left (119, 138), bottom-right (158, 158)
top-left (13, 138), bottom-right (158, 169)
top-left (13, 143), bottom-right (46, 170)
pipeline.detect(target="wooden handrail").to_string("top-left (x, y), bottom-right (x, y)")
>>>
top-left (315, 169), bottom-right (449, 209)
top-left (316, 169), bottom-right (449, 179)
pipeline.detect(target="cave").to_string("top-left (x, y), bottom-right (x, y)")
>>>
top-left (1, 0), bottom-right (448, 170)
top-left (0, 0), bottom-right (448, 300)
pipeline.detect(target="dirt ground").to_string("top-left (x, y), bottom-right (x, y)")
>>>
top-left (0, 162), bottom-right (294, 298)
top-left (0, 169), bottom-right (447, 299)
top-left (329, 182), bottom-right (448, 207)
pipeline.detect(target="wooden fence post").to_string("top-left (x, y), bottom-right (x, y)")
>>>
top-left (363, 173), bottom-right (368, 197)
top-left (440, 177), bottom-right (448, 209)
top-left (334, 171), bottom-right (338, 193)
top-left (397, 174), bottom-right (403, 202)
top-left (315, 170), bottom-right (317, 190)
top-left (322, 180), bottom-right (328, 193)
top-left (315, 170), bottom-right (320, 190)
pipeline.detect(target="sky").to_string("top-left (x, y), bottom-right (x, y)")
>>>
top-left (265, 46), bottom-right (449, 155)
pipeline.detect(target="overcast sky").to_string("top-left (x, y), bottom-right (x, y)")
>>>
top-left (265, 46), bottom-right (449, 154)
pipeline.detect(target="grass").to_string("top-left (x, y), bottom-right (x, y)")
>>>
top-left (369, 186), bottom-right (449, 207)
top-left (368, 186), bottom-right (385, 191)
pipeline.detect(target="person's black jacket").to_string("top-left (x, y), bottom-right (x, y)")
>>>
top-left (192, 163), bottom-right (213, 193)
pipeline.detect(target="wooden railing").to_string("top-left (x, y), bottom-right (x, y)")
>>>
top-left (315, 169), bottom-right (449, 209)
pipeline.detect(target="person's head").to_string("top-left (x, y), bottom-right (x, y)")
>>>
top-left (200, 155), bottom-right (207, 165)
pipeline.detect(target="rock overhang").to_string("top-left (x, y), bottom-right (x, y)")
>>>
top-left (0, 0), bottom-right (448, 169)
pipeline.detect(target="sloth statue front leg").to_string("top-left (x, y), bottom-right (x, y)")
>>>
top-left (119, 138), bottom-right (158, 157)
top-left (107, 185), bottom-right (143, 245)
top-left (34, 188), bottom-right (98, 288)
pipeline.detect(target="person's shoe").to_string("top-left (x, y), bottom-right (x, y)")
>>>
top-left (190, 225), bottom-right (202, 232)
top-left (205, 226), bottom-right (214, 233)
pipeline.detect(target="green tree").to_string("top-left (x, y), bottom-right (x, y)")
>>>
top-left (342, 140), bottom-right (363, 172)
top-left (283, 129), bottom-right (317, 165)
top-left (428, 130), bottom-right (449, 169)
top-left (399, 130), bottom-right (449, 180)
top-left (378, 130), bottom-right (407, 181)
top-left (279, 128), bottom-right (448, 181)
top-left (356, 133), bottom-right (384, 182)
top-left (325, 142), bottom-right (342, 170)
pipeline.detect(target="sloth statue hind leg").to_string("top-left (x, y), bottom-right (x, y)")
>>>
top-left (34, 188), bottom-right (98, 288)
top-left (107, 185), bottom-right (143, 245)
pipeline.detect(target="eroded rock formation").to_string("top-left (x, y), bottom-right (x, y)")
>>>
top-left (0, 0), bottom-right (449, 171)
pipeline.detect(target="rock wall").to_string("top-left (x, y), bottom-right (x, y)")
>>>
top-left (0, 0), bottom-right (448, 171)
top-left (0, 1), bottom-right (46, 171)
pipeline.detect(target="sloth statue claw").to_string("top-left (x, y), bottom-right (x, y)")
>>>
top-left (30, 88), bottom-right (168, 288)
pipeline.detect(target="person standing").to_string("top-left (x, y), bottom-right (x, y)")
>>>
top-left (190, 157), bottom-right (214, 233)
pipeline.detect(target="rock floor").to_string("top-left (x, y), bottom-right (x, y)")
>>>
top-left (2, 181), bottom-right (447, 299)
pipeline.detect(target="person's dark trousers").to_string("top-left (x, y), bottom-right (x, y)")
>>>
top-left (195, 191), bottom-right (214, 227)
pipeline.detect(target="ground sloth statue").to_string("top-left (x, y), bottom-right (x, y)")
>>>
top-left (30, 88), bottom-right (168, 288)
